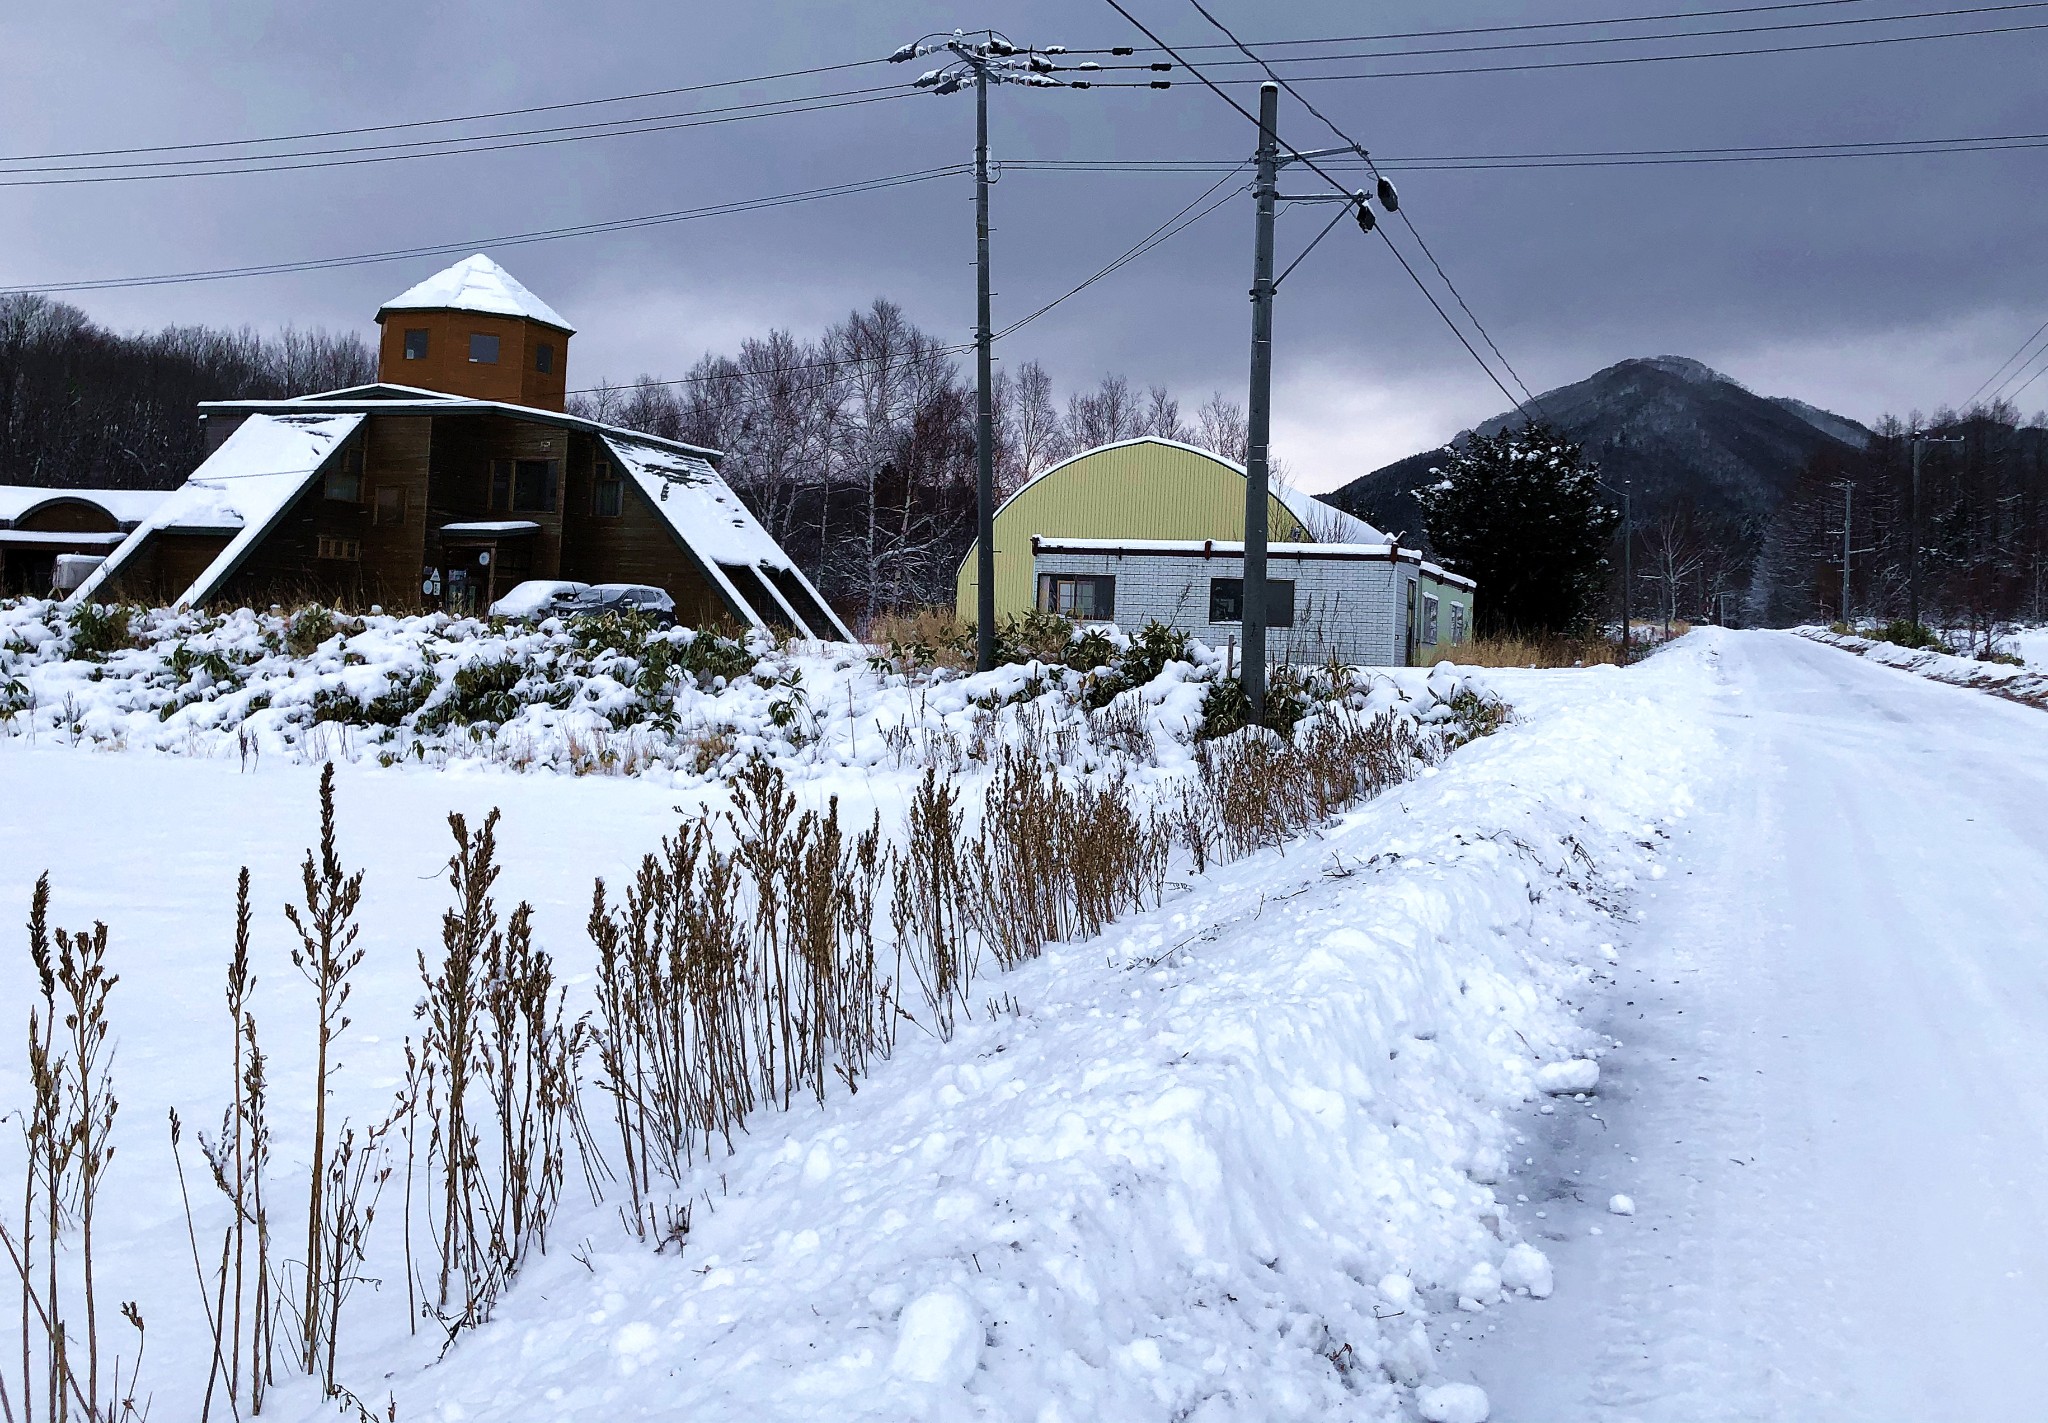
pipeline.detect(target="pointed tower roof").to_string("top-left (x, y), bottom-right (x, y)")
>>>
top-left (377, 253), bottom-right (574, 333)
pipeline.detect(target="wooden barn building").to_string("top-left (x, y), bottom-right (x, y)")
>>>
top-left (0, 486), bottom-right (167, 596)
top-left (72, 254), bottom-right (849, 640)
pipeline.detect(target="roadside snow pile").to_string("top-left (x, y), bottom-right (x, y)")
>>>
top-left (1797, 626), bottom-right (2048, 710)
top-left (295, 648), bottom-right (1704, 1423)
top-left (0, 599), bottom-right (1473, 784)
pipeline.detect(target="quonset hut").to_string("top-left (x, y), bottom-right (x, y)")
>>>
top-left (71, 255), bottom-right (849, 639)
top-left (955, 436), bottom-right (1474, 665)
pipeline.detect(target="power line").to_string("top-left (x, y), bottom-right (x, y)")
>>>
top-left (1070, 0), bottom-right (1898, 52)
top-left (0, 88), bottom-right (921, 187)
top-left (0, 166), bottom-right (971, 295)
top-left (0, 59), bottom-right (891, 165)
top-left (1008, 130), bottom-right (2048, 169)
top-left (1233, 16), bottom-right (2048, 82)
top-left (1963, 314), bottom-right (2048, 406)
top-left (1127, 0), bottom-right (1538, 418)
top-left (1100, 1), bottom-right (2048, 67)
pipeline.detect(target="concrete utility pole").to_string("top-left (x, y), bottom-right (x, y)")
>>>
top-left (973, 66), bottom-right (996, 673)
top-left (1241, 82), bottom-right (1281, 718)
top-left (1838, 480), bottom-right (1855, 621)
top-left (1907, 430), bottom-right (1964, 631)
top-left (891, 31), bottom-right (1164, 671)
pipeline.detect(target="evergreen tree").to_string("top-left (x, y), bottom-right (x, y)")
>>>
top-left (1416, 424), bottom-right (1620, 635)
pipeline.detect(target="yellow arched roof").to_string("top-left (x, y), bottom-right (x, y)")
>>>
top-left (954, 437), bottom-right (1379, 620)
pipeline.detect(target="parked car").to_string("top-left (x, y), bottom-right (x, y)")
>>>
top-left (489, 580), bottom-right (677, 626)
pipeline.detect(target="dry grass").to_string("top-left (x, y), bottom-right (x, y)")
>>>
top-left (1443, 634), bottom-right (1625, 669)
top-left (864, 606), bottom-right (976, 670)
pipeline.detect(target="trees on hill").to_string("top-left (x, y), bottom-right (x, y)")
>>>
top-left (0, 293), bottom-right (371, 490)
top-left (1416, 425), bottom-right (1621, 636)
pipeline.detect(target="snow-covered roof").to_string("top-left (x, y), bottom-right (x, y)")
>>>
top-left (378, 254), bottom-right (574, 334)
top-left (1003, 436), bottom-right (1384, 544)
top-left (69, 413), bottom-right (363, 609)
top-left (599, 431), bottom-right (851, 640)
top-left (0, 485), bottom-right (169, 527)
top-left (0, 530), bottom-right (128, 547)
top-left (1033, 535), bottom-right (1475, 589)
top-left (285, 383), bottom-right (468, 404)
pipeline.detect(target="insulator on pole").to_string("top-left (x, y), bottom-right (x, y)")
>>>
top-left (888, 42), bottom-right (919, 63)
top-left (1355, 203), bottom-right (1377, 234)
top-left (1376, 176), bottom-right (1400, 212)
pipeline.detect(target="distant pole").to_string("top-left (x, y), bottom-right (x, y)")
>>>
top-left (1841, 481), bottom-right (1854, 622)
top-left (973, 64), bottom-right (997, 672)
top-left (1909, 435), bottom-right (1924, 630)
top-left (1620, 480), bottom-right (1632, 660)
top-left (1241, 82), bottom-right (1280, 716)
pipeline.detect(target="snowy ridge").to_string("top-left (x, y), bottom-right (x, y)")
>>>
top-left (334, 651), bottom-right (1705, 1422)
top-left (1796, 627), bottom-right (2048, 710)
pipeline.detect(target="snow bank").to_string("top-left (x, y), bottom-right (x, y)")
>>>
top-left (1798, 627), bottom-right (2048, 709)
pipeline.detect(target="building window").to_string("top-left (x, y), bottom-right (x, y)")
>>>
top-left (512, 459), bottom-right (557, 512)
top-left (1208, 577), bottom-right (1295, 628)
top-left (403, 328), bottom-right (429, 360)
top-left (316, 536), bottom-right (361, 561)
top-left (324, 445), bottom-right (364, 503)
top-left (374, 485), bottom-right (407, 526)
top-left (592, 462), bottom-right (623, 517)
top-left (1036, 573), bottom-right (1116, 620)
top-left (1422, 593), bottom-right (1441, 646)
top-left (1450, 601), bottom-right (1467, 645)
top-left (469, 332), bottom-right (500, 365)
top-left (535, 342), bottom-right (555, 374)
top-left (490, 460), bottom-right (511, 511)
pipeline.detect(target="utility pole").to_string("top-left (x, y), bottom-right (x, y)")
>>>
top-left (1907, 429), bottom-right (1963, 631)
top-left (1621, 479), bottom-right (1632, 659)
top-left (1241, 82), bottom-right (1280, 717)
top-left (973, 65), bottom-right (996, 673)
top-left (890, 31), bottom-right (1168, 672)
top-left (1843, 482), bottom-right (1853, 620)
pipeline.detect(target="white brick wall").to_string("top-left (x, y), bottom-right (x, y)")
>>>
top-left (1033, 546), bottom-right (1411, 665)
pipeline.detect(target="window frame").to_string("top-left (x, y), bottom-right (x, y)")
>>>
top-left (402, 328), bottom-right (430, 361)
top-left (323, 445), bottom-right (365, 504)
top-left (373, 484), bottom-right (407, 527)
top-left (592, 461), bottom-right (624, 517)
top-left (1207, 576), bottom-right (1295, 628)
top-left (1035, 573), bottom-right (1116, 620)
top-left (1422, 593), bottom-right (1441, 646)
top-left (315, 536), bottom-right (362, 562)
top-left (510, 458), bottom-right (557, 513)
top-left (535, 342), bottom-right (555, 374)
top-left (1449, 601), bottom-right (1467, 645)
top-left (468, 332), bottom-right (501, 365)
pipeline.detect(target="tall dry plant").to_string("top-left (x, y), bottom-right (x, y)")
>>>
top-left (283, 763), bottom-right (367, 1390)
top-left (415, 810), bottom-right (583, 1336)
top-left (3, 878), bottom-right (148, 1422)
top-left (892, 768), bottom-right (976, 1040)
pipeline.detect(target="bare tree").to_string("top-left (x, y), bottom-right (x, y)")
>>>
top-left (1194, 392), bottom-right (1250, 466)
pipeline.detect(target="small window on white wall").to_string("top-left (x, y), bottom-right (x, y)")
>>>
top-left (1422, 593), bottom-right (1440, 646)
top-left (1450, 601), bottom-right (1467, 644)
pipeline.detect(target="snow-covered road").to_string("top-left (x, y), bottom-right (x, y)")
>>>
top-left (1463, 630), bottom-right (2048, 1421)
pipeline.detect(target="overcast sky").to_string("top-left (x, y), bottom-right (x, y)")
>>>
top-left (3, 1), bottom-right (2043, 490)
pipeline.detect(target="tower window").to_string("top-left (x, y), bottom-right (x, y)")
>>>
top-left (535, 342), bottom-right (555, 374)
top-left (403, 328), bottom-right (429, 360)
top-left (469, 333), bottom-right (500, 364)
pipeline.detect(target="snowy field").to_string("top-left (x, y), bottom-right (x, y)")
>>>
top-left (0, 600), bottom-right (1717, 1422)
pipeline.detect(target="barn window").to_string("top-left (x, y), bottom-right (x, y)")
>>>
top-left (324, 445), bottom-right (364, 503)
top-left (316, 537), bottom-right (361, 561)
top-left (1208, 577), bottom-right (1294, 628)
top-left (511, 459), bottom-right (557, 512)
top-left (592, 463), bottom-right (623, 517)
top-left (403, 328), bottom-right (429, 360)
top-left (1036, 574), bottom-right (1116, 620)
top-left (1449, 601), bottom-right (1467, 645)
top-left (1422, 593), bottom-right (1441, 646)
top-left (535, 342), bottom-right (555, 374)
top-left (374, 486), bottom-right (407, 526)
top-left (469, 333), bottom-right (501, 364)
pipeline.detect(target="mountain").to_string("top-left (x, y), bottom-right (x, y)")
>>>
top-left (1326, 355), bottom-right (1871, 548)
